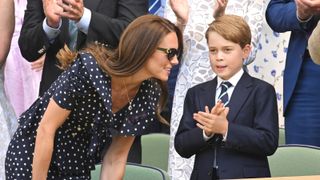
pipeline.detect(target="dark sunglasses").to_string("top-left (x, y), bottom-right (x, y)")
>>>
top-left (157, 47), bottom-right (180, 61)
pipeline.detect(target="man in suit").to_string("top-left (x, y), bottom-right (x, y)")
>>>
top-left (266, 0), bottom-right (320, 147)
top-left (18, 0), bottom-right (148, 163)
top-left (19, 0), bottom-right (148, 96)
top-left (174, 15), bottom-right (278, 180)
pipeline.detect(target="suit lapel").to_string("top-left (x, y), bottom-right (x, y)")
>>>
top-left (227, 72), bottom-right (253, 123)
top-left (199, 78), bottom-right (218, 111)
top-left (84, 0), bottom-right (101, 11)
top-left (75, 0), bottom-right (101, 48)
top-left (61, 18), bottom-right (70, 44)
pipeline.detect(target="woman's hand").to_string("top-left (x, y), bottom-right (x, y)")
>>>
top-left (213, 0), bottom-right (228, 18)
top-left (170, 0), bottom-right (189, 26)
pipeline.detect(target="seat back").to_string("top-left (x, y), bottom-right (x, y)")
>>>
top-left (91, 164), bottom-right (101, 180)
top-left (124, 163), bottom-right (170, 180)
top-left (268, 144), bottom-right (320, 177)
top-left (90, 163), bottom-right (170, 180)
top-left (278, 128), bottom-right (285, 145)
top-left (141, 133), bottom-right (170, 171)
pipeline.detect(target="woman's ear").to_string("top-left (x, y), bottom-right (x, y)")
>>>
top-left (308, 21), bottom-right (320, 65)
top-left (242, 44), bottom-right (252, 59)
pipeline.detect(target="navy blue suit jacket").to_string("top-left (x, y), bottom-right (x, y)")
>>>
top-left (175, 72), bottom-right (279, 179)
top-left (266, 0), bottom-right (320, 115)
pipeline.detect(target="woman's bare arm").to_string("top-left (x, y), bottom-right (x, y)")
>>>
top-left (0, 0), bottom-right (14, 66)
top-left (101, 135), bottom-right (135, 180)
top-left (32, 98), bottom-right (71, 180)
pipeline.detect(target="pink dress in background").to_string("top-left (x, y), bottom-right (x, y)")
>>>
top-left (4, 0), bottom-right (42, 117)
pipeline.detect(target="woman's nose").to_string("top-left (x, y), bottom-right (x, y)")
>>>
top-left (170, 56), bottom-right (179, 65)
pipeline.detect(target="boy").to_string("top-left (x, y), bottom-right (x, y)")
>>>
top-left (174, 15), bottom-right (279, 180)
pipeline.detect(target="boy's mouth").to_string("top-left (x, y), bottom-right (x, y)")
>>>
top-left (216, 65), bottom-right (227, 70)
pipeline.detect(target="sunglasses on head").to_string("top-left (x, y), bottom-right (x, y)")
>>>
top-left (157, 47), bottom-right (180, 61)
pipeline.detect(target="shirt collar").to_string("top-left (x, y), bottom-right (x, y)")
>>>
top-left (216, 68), bottom-right (244, 89)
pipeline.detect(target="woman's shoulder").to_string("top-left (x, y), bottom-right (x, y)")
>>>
top-left (142, 78), bottom-right (161, 93)
top-left (75, 52), bottom-right (109, 76)
top-left (77, 52), bottom-right (98, 66)
top-left (60, 52), bottom-right (110, 87)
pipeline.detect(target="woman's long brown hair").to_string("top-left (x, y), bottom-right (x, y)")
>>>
top-left (57, 15), bottom-right (183, 125)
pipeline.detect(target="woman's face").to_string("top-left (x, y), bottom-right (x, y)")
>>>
top-left (144, 32), bottom-right (179, 81)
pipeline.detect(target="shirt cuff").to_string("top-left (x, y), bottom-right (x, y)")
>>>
top-left (296, 12), bottom-right (313, 23)
top-left (77, 8), bottom-right (91, 34)
top-left (203, 130), bottom-right (214, 141)
top-left (222, 129), bottom-right (228, 142)
top-left (43, 18), bottom-right (61, 42)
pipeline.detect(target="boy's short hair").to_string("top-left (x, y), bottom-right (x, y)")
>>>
top-left (205, 15), bottom-right (251, 48)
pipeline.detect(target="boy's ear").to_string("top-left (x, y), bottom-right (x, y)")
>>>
top-left (242, 44), bottom-right (252, 59)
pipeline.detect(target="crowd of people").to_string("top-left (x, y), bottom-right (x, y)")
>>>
top-left (1, 0), bottom-right (320, 179)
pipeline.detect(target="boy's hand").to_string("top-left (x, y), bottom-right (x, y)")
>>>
top-left (193, 102), bottom-right (229, 136)
top-left (210, 100), bottom-right (225, 115)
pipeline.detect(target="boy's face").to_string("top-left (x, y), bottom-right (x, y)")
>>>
top-left (207, 31), bottom-right (251, 80)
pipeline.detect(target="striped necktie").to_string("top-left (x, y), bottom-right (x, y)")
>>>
top-left (218, 81), bottom-right (232, 106)
top-left (148, 0), bottom-right (161, 15)
top-left (68, 20), bottom-right (78, 50)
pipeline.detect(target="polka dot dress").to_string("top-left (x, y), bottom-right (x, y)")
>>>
top-left (5, 52), bottom-right (161, 179)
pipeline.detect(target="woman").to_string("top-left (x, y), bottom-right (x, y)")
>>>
top-left (0, 0), bottom-right (17, 179)
top-left (4, 0), bottom-right (43, 117)
top-left (5, 14), bottom-right (183, 180)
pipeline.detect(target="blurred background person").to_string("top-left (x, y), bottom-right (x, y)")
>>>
top-left (4, 0), bottom-right (43, 117)
top-left (308, 21), bottom-right (320, 65)
top-left (19, 0), bottom-right (148, 96)
top-left (0, 0), bottom-right (18, 179)
top-left (149, 0), bottom-right (184, 134)
top-left (266, 0), bottom-right (320, 147)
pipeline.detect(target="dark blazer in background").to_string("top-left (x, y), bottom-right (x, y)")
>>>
top-left (266, 0), bottom-right (320, 115)
top-left (175, 72), bottom-right (279, 180)
top-left (18, 0), bottom-right (148, 96)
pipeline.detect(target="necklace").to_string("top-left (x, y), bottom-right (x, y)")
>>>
top-left (122, 79), bottom-right (133, 110)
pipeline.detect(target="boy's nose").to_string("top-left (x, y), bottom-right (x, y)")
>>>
top-left (216, 51), bottom-right (224, 61)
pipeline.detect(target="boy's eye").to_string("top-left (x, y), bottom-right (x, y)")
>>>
top-left (210, 49), bottom-right (217, 54)
top-left (224, 48), bottom-right (232, 53)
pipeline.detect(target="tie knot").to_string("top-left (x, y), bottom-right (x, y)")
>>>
top-left (220, 81), bottom-right (232, 91)
top-left (218, 81), bottom-right (232, 106)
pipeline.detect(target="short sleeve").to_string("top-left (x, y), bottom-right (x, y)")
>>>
top-left (52, 57), bottom-right (89, 110)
